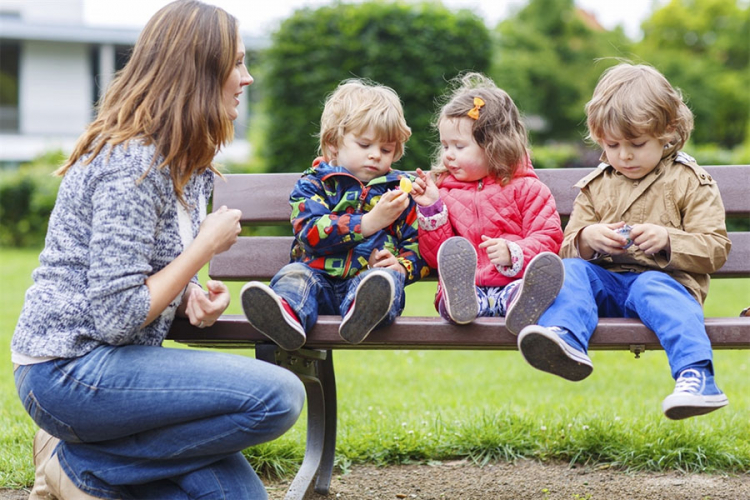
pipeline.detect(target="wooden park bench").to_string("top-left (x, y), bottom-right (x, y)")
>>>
top-left (168, 165), bottom-right (750, 499)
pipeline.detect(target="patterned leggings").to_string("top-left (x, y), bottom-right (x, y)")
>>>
top-left (437, 281), bottom-right (520, 323)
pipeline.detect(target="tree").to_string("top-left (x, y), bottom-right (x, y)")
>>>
top-left (635, 0), bottom-right (749, 147)
top-left (490, 0), bottom-right (632, 143)
top-left (255, 1), bottom-right (491, 173)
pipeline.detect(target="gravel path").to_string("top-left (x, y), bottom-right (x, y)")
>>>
top-left (5, 460), bottom-right (748, 499)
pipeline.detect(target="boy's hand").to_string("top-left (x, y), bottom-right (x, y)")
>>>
top-left (478, 235), bottom-right (511, 266)
top-left (361, 190), bottom-right (409, 237)
top-left (410, 168), bottom-right (440, 207)
top-left (630, 223), bottom-right (670, 255)
top-left (579, 222), bottom-right (630, 259)
top-left (368, 248), bottom-right (406, 275)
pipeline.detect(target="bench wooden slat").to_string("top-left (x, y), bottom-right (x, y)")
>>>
top-left (169, 316), bottom-right (750, 350)
top-left (209, 231), bottom-right (750, 281)
top-left (215, 166), bottom-right (750, 223)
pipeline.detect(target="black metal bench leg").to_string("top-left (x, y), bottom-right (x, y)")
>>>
top-left (255, 345), bottom-right (336, 499)
top-left (313, 351), bottom-right (336, 495)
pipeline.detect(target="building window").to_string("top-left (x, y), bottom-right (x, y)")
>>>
top-left (0, 40), bottom-right (20, 132)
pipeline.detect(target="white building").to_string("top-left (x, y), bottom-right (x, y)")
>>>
top-left (0, 0), bottom-right (263, 166)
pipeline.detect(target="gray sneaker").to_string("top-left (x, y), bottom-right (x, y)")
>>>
top-left (437, 236), bottom-right (479, 324)
top-left (505, 252), bottom-right (564, 335)
top-left (240, 282), bottom-right (306, 351)
top-left (517, 325), bottom-right (593, 381)
top-left (339, 270), bottom-right (395, 344)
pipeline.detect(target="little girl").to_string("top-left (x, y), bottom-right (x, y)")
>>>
top-left (411, 72), bottom-right (564, 331)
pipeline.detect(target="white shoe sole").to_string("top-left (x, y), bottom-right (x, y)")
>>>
top-left (662, 392), bottom-right (729, 420)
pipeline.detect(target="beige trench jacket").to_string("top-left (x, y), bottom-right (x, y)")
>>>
top-left (561, 152), bottom-right (731, 305)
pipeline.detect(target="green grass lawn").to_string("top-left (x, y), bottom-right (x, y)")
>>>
top-left (1, 247), bottom-right (748, 487)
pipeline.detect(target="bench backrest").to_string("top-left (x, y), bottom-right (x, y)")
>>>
top-left (209, 166), bottom-right (750, 281)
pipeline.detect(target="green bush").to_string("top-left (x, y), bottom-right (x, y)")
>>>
top-left (0, 151), bottom-right (64, 248)
top-left (257, 1), bottom-right (491, 173)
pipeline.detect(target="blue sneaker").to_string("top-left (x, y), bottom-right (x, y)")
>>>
top-left (662, 368), bottom-right (728, 420)
top-left (517, 325), bottom-right (593, 381)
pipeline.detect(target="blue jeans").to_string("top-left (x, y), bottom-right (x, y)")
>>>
top-left (14, 345), bottom-right (305, 499)
top-left (538, 259), bottom-right (712, 379)
top-left (270, 263), bottom-right (406, 332)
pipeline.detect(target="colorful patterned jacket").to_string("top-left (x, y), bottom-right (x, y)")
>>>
top-left (289, 160), bottom-right (429, 285)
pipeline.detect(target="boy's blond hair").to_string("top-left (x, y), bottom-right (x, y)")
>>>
top-left (586, 63), bottom-right (694, 156)
top-left (432, 72), bottom-right (528, 186)
top-left (318, 79), bottom-right (411, 162)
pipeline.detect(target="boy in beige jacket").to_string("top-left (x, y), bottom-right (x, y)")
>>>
top-left (514, 63), bottom-right (732, 420)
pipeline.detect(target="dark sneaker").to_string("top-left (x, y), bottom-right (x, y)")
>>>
top-left (517, 325), bottom-right (593, 381)
top-left (505, 252), bottom-right (564, 335)
top-left (437, 236), bottom-right (478, 325)
top-left (240, 282), bottom-right (306, 351)
top-left (662, 368), bottom-right (729, 420)
top-left (339, 270), bottom-right (395, 344)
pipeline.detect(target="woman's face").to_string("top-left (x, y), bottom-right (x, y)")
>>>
top-left (223, 37), bottom-right (253, 121)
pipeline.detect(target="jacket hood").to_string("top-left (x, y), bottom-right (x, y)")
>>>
top-left (304, 159), bottom-right (409, 186)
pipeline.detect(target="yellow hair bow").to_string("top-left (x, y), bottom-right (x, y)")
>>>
top-left (467, 97), bottom-right (485, 120)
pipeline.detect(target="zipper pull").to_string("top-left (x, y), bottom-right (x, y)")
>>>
top-left (478, 179), bottom-right (483, 191)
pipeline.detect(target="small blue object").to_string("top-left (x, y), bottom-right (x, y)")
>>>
top-left (615, 224), bottom-right (633, 249)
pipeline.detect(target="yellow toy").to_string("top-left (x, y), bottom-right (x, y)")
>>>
top-left (399, 176), bottom-right (413, 194)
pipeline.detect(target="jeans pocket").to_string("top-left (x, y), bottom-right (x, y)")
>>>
top-left (23, 391), bottom-right (83, 443)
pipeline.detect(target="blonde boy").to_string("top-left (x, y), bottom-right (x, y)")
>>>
top-left (241, 79), bottom-right (428, 350)
top-left (516, 63), bottom-right (731, 420)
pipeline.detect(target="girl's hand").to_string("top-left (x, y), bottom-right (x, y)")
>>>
top-left (195, 205), bottom-right (242, 256)
top-left (361, 190), bottom-right (410, 237)
top-left (183, 280), bottom-right (231, 328)
top-left (579, 222), bottom-right (629, 259)
top-left (478, 235), bottom-right (511, 266)
top-left (630, 223), bottom-right (670, 256)
top-left (368, 248), bottom-right (406, 275)
top-left (410, 168), bottom-right (440, 207)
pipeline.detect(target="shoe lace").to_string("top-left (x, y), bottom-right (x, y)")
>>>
top-left (674, 368), bottom-right (702, 394)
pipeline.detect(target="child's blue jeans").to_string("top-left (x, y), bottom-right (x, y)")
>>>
top-left (14, 345), bottom-right (305, 499)
top-left (537, 258), bottom-right (713, 379)
top-left (270, 263), bottom-right (406, 331)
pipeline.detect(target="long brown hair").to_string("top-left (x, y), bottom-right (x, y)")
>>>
top-left (57, 0), bottom-right (239, 202)
top-left (432, 72), bottom-right (528, 186)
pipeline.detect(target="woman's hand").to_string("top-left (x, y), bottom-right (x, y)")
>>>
top-left (410, 168), bottom-right (440, 207)
top-left (182, 280), bottom-right (231, 328)
top-left (195, 205), bottom-right (242, 256)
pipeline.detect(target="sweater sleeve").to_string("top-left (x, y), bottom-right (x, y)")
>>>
top-left (86, 165), bottom-right (163, 345)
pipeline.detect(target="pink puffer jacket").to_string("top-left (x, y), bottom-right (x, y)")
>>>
top-left (419, 159), bottom-right (563, 287)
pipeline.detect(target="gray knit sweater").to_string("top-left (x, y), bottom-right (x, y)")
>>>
top-left (12, 142), bottom-right (213, 359)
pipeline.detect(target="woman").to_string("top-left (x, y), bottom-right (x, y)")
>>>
top-left (11, 1), bottom-right (304, 498)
